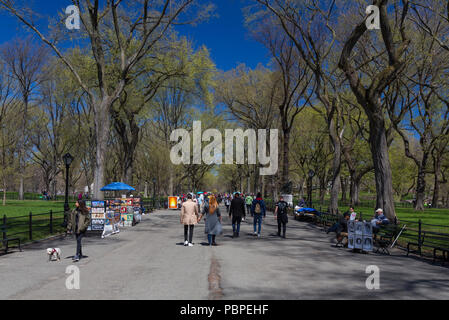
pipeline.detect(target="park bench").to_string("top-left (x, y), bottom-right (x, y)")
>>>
top-left (323, 214), bottom-right (340, 232)
top-left (407, 231), bottom-right (449, 265)
top-left (1, 225), bottom-right (22, 254)
top-left (373, 224), bottom-right (401, 255)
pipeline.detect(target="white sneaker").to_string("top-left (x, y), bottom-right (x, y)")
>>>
top-left (184, 241), bottom-right (188, 246)
top-left (188, 243), bottom-right (194, 247)
top-left (257, 234), bottom-right (261, 238)
top-left (253, 232), bottom-right (258, 236)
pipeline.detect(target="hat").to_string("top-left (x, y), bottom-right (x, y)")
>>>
top-left (376, 208), bottom-right (383, 213)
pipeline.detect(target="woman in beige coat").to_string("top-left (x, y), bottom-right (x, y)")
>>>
top-left (180, 194), bottom-right (199, 246)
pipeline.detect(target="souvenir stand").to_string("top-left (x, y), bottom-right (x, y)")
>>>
top-left (99, 182), bottom-right (140, 238)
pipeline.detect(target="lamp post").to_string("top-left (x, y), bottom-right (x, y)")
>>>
top-left (152, 178), bottom-right (156, 209)
top-left (62, 153), bottom-right (74, 226)
top-left (308, 169), bottom-right (315, 208)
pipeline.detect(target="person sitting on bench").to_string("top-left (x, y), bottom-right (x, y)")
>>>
top-left (371, 208), bottom-right (390, 233)
top-left (327, 212), bottom-right (350, 246)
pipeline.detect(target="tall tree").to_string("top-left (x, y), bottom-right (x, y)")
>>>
top-left (250, 0), bottom-right (350, 213)
top-left (338, 0), bottom-right (411, 221)
top-left (0, 0), bottom-right (213, 199)
top-left (0, 38), bottom-right (48, 200)
top-left (245, 14), bottom-right (313, 194)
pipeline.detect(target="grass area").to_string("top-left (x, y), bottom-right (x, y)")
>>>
top-left (0, 201), bottom-right (69, 250)
top-left (0, 200), bottom-right (73, 218)
top-left (347, 207), bottom-right (449, 227)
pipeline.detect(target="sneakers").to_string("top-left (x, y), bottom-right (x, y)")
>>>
top-left (257, 234), bottom-right (261, 238)
top-left (188, 243), bottom-right (194, 247)
top-left (184, 241), bottom-right (188, 246)
top-left (73, 255), bottom-right (80, 262)
top-left (253, 231), bottom-right (258, 236)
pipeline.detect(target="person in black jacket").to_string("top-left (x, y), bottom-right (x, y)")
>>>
top-left (229, 192), bottom-right (246, 238)
top-left (274, 196), bottom-right (289, 238)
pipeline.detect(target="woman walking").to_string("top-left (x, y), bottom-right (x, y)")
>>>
top-left (180, 194), bottom-right (199, 247)
top-left (224, 195), bottom-right (231, 213)
top-left (199, 195), bottom-right (222, 246)
top-left (67, 200), bottom-right (91, 262)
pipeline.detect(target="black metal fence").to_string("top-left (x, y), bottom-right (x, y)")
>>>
top-left (1, 210), bottom-right (66, 249)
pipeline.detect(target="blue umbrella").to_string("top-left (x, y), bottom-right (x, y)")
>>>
top-left (101, 182), bottom-right (136, 191)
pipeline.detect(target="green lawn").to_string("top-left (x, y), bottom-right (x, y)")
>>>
top-left (0, 200), bottom-right (74, 218)
top-left (349, 207), bottom-right (449, 227)
top-left (0, 200), bottom-right (72, 249)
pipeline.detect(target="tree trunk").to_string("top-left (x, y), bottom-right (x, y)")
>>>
top-left (432, 154), bottom-right (441, 209)
top-left (261, 175), bottom-right (265, 198)
top-left (329, 122), bottom-right (341, 214)
top-left (368, 113), bottom-right (396, 221)
top-left (281, 130), bottom-right (291, 193)
top-left (319, 175), bottom-right (326, 205)
top-left (144, 181), bottom-right (148, 198)
top-left (3, 182), bottom-right (6, 206)
top-left (51, 179), bottom-right (57, 201)
top-left (253, 164), bottom-right (259, 195)
top-left (341, 177), bottom-right (347, 203)
top-left (415, 164), bottom-right (426, 211)
top-left (350, 176), bottom-right (361, 206)
top-left (168, 168), bottom-right (174, 196)
top-left (122, 152), bottom-right (134, 185)
top-left (92, 98), bottom-right (112, 200)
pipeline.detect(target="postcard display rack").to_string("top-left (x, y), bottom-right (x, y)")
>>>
top-left (347, 220), bottom-right (373, 252)
top-left (105, 198), bottom-right (142, 227)
top-left (87, 200), bottom-right (106, 231)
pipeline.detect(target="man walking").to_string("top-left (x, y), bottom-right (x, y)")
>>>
top-left (198, 193), bottom-right (204, 213)
top-left (229, 192), bottom-right (245, 238)
top-left (251, 192), bottom-right (266, 237)
top-left (180, 194), bottom-right (199, 246)
top-left (274, 196), bottom-right (289, 238)
top-left (245, 194), bottom-right (254, 217)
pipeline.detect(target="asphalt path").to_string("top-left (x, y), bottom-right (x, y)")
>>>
top-left (1, 206), bottom-right (448, 300)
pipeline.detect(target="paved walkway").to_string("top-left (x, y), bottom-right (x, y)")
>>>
top-left (1, 207), bottom-right (449, 300)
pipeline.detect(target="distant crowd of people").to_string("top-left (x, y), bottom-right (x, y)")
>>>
top-left (179, 192), bottom-right (290, 247)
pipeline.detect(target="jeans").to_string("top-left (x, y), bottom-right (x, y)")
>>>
top-left (232, 216), bottom-right (241, 234)
top-left (247, 205), bottom-right (252, 216)
top-left (254, 214), bottom-right (263, 234)
top-left (207, 234), bottom-right (216, 245)
top-left (76, 232), bottom-right (84, 257)
top-left (184, 225), bottom-right (194, 243)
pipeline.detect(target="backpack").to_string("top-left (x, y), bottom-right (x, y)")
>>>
top-left (255, 202), bottom-right (262, 214)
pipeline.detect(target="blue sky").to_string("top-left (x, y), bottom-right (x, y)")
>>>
top-left (0, 0), bottom-right (270, 71)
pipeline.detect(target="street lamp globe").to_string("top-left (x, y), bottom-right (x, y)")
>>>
top-left (63, 153), bottom-right (74, 167)
top-left (308, 169), bottom-right (315, 178)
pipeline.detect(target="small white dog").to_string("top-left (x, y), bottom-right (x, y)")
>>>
top-left (46, 248), bottom-right (61, 262)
